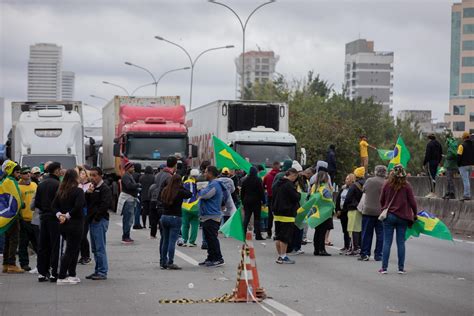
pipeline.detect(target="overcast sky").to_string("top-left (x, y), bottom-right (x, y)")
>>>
top-left (1, 0), bottom-right (453, 140)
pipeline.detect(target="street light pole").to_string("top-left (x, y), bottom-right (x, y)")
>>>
top-left (102, 81), bottom-right (130, 96)
top-left (90, 94), bottom-right (108, 102)
top-left (130, 67), bottom-right (190, 96)
top-left (208, 0), bottom-right (275, 99)
top-left (124, 62), bottom-right (159, 96)
top-left (155, 35), bottom-right (234, 110)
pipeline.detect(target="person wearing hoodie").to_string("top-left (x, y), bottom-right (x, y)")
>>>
top-left (263, 161), bottom-right (280, 238)
top-left (272, 168), bottom-right (301, 264)
top-left (132, 163), bottom-right (143, 229)
top-left (457, 132), bottom-right (473, 201)
top-left (272, 159), bottom-right (293, 192)
top-left (241, 167), bottom-right (266, 240)
top-left (216, 168), bottom-right (237, 224)
top-left (359, 165), bottom-right (387, 261)
top-left (117, 162), bottom-right (140, 244)
top-left (139, 166), bottom-right (155, 228)
top-left (343, 167), bottom-right (365, 256)
top-left (423, 133), bottom-right (443, 197)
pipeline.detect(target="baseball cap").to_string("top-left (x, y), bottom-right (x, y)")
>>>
top-left (20, 166), bottom-right (31, 174)
top-left (221, 167), bottom-right (230, 175)
top-left (31, 166), bottom-right (41, 174)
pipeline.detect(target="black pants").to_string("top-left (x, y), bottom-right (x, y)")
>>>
top-left (287, 225), bottom-right (303, 252)
top-left (243, 203), bottom-right (262, 237)
top-left (58, 221), bottom-right (83, 279)
top-left (314, 219), bottom-right (330, 253)
top-left (340, 212), bottom-right (351, 249)
top-left (80, 220), bottom-right (90, 259)
top-left (142, 200), bottom-right (150, 227)
top-left (267, 196), bottom-right (273, 236)
top-left (202, 220), bottom-right (222, 262)
top-left (18, 220), bottom-right (39, 267)
top-left (149, 203), bottom-right (163, 238)
top-left (38, 216), bottom-right (60, 278)
top-left (2, 219), bottom-right (20, 265)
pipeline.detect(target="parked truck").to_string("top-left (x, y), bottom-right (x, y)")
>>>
top-left (187, 100), bottom-right (304, 168)
top-left (100, 96), bottom-right (196, 175)
top-left (8, 101), bottom-right (84, 168)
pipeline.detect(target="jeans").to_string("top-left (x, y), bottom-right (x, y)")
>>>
top-left (361, 215), bottom-right (383, 258)
top-left (160, 215), bottom-right (182, 266)
top-left (182, 211), bottom-right (199, 244)
top-left (38, 216), bottom-right (60, 278)
top-left (19, 220), bottom-right (39, 267)
top-left (122, 199), bottom-right (135, 240)
top-left (445, 168), bottom-right (456, 196)
top-left (80, 220), bottom-right (90, 259)
top-left (382, 213), bottom-right (408, 271)
top-left (134, 197), bottom-right (142, 226)
top-left (2, 219), bottom-right (20, 265)
top-left (90, 219), bottom-right (109, 276)
top-left (260, 218), bottom-right (268, 232)
top-left (58, 221), bottom-right (83, 279)
top-left (202, 219), bottom-right (222, 262)
top-left (459, 166), bottom-right (472, 198)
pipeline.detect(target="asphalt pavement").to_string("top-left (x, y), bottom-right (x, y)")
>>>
top-left (1, 213), bottom-right (473, 316)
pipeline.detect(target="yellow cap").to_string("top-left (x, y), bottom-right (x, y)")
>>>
top-left (2, 160), bottom-right (18, 176)
top-left (354, 167), bottom-right (365, 178)
top-left (221, 167), bottom-right (230, 174)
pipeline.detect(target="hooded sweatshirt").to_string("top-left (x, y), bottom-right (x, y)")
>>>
top-left (272, 177), bottom-right (301, 220)
top-left (263, 168), bottom-right (279, 197)
top-left (241, 167), bottom-right (266, 208)
top-left (271, 160), bottom-right (293, 192)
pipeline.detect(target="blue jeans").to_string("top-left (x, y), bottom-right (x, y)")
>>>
top-left (361, 215), bottom-right (383, 259)
top-left (382, 213), bottom-right (408, 271)
top-left (122, 200), bottom-right (136, 240)
top-left (90, 219), bottom-right (109, 276)
top-left (459, 166), bottom-right (472, 198)
top-left (160, 215), bottom-right (182, 266)
top-left (134, 198), bottom-right (141, 226)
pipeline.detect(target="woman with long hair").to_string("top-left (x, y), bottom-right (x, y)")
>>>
top-left (77, 166), bottom-right (92, 265)
top-left (343, 167), bottom-right (366, 256)
top-left (241, 166), bottom-right (266, 240)
top-left (311, 170), bottom-right (334, 256)
top-left (52, 169), bottom-right (86, 285)
top-left (159, 174), bottom-right (192, 270)
top-left (379, 164), bottom-right (417, 274)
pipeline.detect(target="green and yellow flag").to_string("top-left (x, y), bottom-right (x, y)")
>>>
top-left (261, 205), bottom-right (269, 219)
top-left (213, 136), bottom-right (252, 173)
top-left (295, 193), bottom-right (312, 229)
top-left (388, 136), bottom-right (411, 170)
top-left (405, 211), bottom-right (453, 241)
top-left (219, 207), bottom-right (245, 242)
top-left (306, 185), bottom-right (334, 229)
top-left (377, 149), bottom-right (394, 161)
top-left (0, 176), bottom-right (22, 234)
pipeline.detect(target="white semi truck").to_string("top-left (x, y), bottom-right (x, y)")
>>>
top-left (9, 102), bottom-right (84, 168)
top-left (187, 100), bottom-right (304, 167)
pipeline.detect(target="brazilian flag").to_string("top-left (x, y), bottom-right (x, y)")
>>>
top-left (0, 176), bottom-right (22, 234)
top-left (295, 192), bottom-right (312, 229)
top-left (306, 185), bottom-right (334, 229)
top-left (377, 149), bottom-right (394, 161)
top-left (388, 135), bottom-right (411, 170)
top-left (213, 136), bottom-right (252, 173)
top-left (261, 205), bottom-right (269, 219)
top-left (405, 211), bottom-right (453, 241)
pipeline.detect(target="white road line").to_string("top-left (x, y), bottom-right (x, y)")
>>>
top-left (175, 250), bottom-right (200, 266)
top-left (263, 299), bottom-right (303, 316)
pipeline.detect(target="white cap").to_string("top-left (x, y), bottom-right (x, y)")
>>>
top-left (292, 160), bottom-right (303, 172)
top-left (190, 168), bottom-right (200, 177)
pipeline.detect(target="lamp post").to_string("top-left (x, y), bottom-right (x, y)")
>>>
top-left (155, 35), bottom-right (234, 110)
top-left (208, 0), bottom-right (275, 99)
top-left (89, 94), bottom-right (108, 102)
top-left (102, 81), bottom-right (130, 96)
top-left (124, 62), bottom-right (159, 96)
top-left (126, 63), bottom-right (190, 97)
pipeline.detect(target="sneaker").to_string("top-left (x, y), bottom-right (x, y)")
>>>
top-left (374, 257), bottom-right (382, 262)
top-left (85, 273), bottom-right (97, 280)
top-left (397, 270), bottom-right (407, 274)
top-left (121, 238), bottom-right (134, 244)
top-left (318, 251), bottom-right (331, 256)
top-left (79, 257), bottom-right (92, 265)
top-left (378, 269), bottom-right (388, 274)
top-left (29, 267), bottom-right (38, 274)
top-left (38, 275), bottom-right (49, 282)
top-left (49, 276), bottom-right (58, 283)
top-left (303, 239), bottom-right (312, 243)
top-left (290, 249), bottom-right (304, 255)
top-left (206, 259), bottom-right (225, 267)
top-left (460, 196), bottom-right (471, 201)
top-left (6, 265), bottom-right (25, 273)
top-left (201, 244), bottom-right (208, 250)
top-left (177, 238), bottom-right (185, 246)
top-left (198, 260), bottom-right (210, 266)
top-left (69, 276), bottom-right (81, 283)
top-left (188, 243), bottom-right (197, 247)
top-left (358, 255), bottom-right (370, 261)
top-left (91, 274), bottom-right (107, 280)
top-left (276, 257), bottom-right (283, 264)
top-left (57, 278), bottom-right (78, 285)
top-left (21, 265), bottom-right (32, 272)
top-left (167, 264), bottom-right (182, 270)
top-left (160, 265), bottom-right (168, 270)
top-left (133, 225), bottom-right (143, 230)
top-left (280, 256), bottom-right (295, 264)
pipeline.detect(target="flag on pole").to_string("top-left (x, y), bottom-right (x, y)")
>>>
top-left (0, 176), bottom-right (22, 234)
top-left (306, 185), bottom-right (334, 229)
top-left (213, 136), bottom-right (252, 173)
top-left (388, 135), bottom-right (411, 170)
top-left (377, 149), bottom-right (394, 161)
top-left (219, 207), bottom-right (245, 242)
top-left (405, 211), bottom-right (453, 241)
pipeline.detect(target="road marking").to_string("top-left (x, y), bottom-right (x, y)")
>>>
top-left (263, 299), bottom-right (303, 316)
top-left (175, 250), bottom-right (200, 266)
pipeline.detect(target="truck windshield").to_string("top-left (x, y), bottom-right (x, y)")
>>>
top-left (126, 137), bottom-right (186, 160)
top-left (21, 155), bottom-right (77, 169)
top-left (234, 143), bottom-right (296, 166)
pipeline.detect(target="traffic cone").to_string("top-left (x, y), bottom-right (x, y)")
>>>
top-left (231, 231), bottom-right (266, 302)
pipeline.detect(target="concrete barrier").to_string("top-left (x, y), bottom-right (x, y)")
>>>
top-left (408, 176), bottom-right (474, 199)
top-left (415, 197), bottom-right (474, 235)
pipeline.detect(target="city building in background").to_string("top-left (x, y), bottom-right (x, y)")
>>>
top-left (28, 43), bottom-right (63, 101)
top-left (344, 39), bottom-right (394, 113)
top-left (61, 71), bottom-right (75, 100)
top-left (397, 110), bottom-right (434, 135)
top-left (445, 0), bottom-right (474, 137)
top-left (235, 50), bottom-right (279, 99)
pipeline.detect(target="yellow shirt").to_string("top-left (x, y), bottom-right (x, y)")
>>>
top-left (19, 181), bottom-right (37, 222)
top-left (359, 140), bottom-right (369, 158)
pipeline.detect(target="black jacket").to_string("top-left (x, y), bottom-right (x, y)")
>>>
top-left (35, 174), bottom-right (60, 218)
top-left (162, 186), bottom-right (192, 217)
top-left (240, 175), bottom-right (265, 207)
top-left (458, 138), bottom-right (474, 167)
top-left (86, 182), bottom-right (112, 223)
top-left (122, 172), bottom-right (140, 197)
top-left (139, 173), bottom-right (155, 202)
top-left (344, 179), bottom-right (365, 211)
top-left (52, 187), bottom-right (86, 222)
top-left (272, 177), bottom-right (301, 218)
top-left (423, 139), bottom-right (443, 165)
top-left (326, 149), bottom-right (336, 173)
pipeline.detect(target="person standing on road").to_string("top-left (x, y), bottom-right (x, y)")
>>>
top-left (52, 169), bottom-right (86, 285)
top-left (311, 170), bottom-right (334, 257)
top-left (85, 167), bottom-right (112, 281)
top-left (379, 164), bottom-right (417, 274)
top-left (335, 173), bottom-right (356, 253)
top-left (272, 168), bottom-right (300, 264)
top-left (198, 166), bottom-right (225, 267)
top-left (18, 166), bottom-right (38, 272)
top-left (216, 167), bottom-right (237, 224)
top-left (443, 132), bottom-right (458, 200)
top-left (344, 167), bottom-right (365, 256)
top-left (457, 132), bottom-right (473, 201)
top-left (160, 175), bottom-right (192, 270)
top-left (359, 165), bottom-right (387, 262)
top-left (181, 169), bottom-right (200, 247)
top-left (241, 166), bottom-right (266, 240)
top-left (117, 162), bottom-right (140, 244)
top-left (139, 166), bottom-right (155, 228)
top-left (77, 166), bottom-right (92, 265)
top-left (423, 133), bottom-right (443, 198)
top-left (36, 162), bottom-right (62, 282)
top-left (132, 163), bottom-right (143, 230)
top-left (263, 161), bottom-right (280, 239)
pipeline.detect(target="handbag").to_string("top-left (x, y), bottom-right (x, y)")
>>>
top-left (357, 193), bottom-right (366, 213)
top-left (378, 190), bottom-right (398, 221)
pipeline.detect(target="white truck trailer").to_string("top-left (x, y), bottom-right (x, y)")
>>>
top-left (187, 100), bottom-right (303, 168)
top-left (9, 102), bottom-right (84, 168)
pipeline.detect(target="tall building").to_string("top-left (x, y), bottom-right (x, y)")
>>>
top-left (27, 43), bottom-right (62, 101)
top-left (445, 0), bottom-right (474, 137)
top-left (397, 110), bottom-right (434, 135)
top-left (344, 39), bottom-right (394, 112)
top-left (61, 71), bottom-right (75, 100)
top-left (235, 50), bottom-right (279, 98)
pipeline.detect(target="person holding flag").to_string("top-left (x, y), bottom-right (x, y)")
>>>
top-left (359, 135), bottom-right (377, 173)
top-left (180, 169), bottom-right (200, 247)
top-left (1, 160), bottom-right (24, 273)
